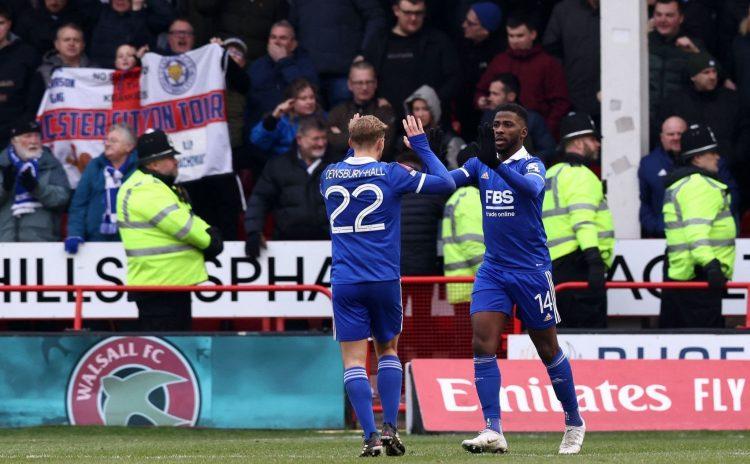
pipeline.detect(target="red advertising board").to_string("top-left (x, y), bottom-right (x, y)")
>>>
top-left (408, 359), bottom-right (750, 432)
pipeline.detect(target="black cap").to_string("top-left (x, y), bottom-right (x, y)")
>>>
top-left (686, 52), bottom-right (718, 77)
top-left (136, 129), bottom-right (179, 164)
top-left (679, 124), bottom-right (718, 163)
top-left (10, 120), bottom-right (42, 138)
top-left (559, 112), bottom-right (599, 143)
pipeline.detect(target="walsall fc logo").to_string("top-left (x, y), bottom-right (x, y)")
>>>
top-left (66, 337), bottom-right (200, 426)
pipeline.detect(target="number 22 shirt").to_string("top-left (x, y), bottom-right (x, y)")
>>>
top-left (321, 156), bottom-right (437, 284)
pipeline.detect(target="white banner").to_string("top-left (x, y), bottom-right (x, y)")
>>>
top-left (37, 44), bottom-right (231, 188)
top-left (0, 242), bottom-right (332, 319)
top-left (507, 334), bottom-right (750, 360)
top-left (37, 67), bottom-right (115, 188)
top-left (140, 44), bottom-right (232, 183)
top-left (1, 239), bottom-right (749, 319)
top-left (607, 239), bottom-right (749, 316)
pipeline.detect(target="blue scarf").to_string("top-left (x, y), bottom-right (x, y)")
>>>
top-left (7, 145), bottom-right (41, 218)
top-left (101, 158), bottom-right (129, 235)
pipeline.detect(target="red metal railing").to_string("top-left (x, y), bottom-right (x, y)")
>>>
top-left (0, 284), bottom-right (332, 331)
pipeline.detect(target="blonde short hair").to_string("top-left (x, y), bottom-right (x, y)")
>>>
top-left (348, 115), bottom-right (387, 149)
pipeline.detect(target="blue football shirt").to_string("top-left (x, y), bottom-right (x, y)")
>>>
top-left (453, 147), bottom-right (551, 272)
top-left (321, 157), bottom-right (428, 284)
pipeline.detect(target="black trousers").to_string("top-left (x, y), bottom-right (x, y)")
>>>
top-left (181, 173), bottom-right (243, 240)
top-left (551, 250), bottom-right (607, 329)
top-left (659, 264), bottom-right (724, 328)
top-left (129, 291), bottom-right (192, 331)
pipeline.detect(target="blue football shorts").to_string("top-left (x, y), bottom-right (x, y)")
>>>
top-left (470, 265), bottom-right (561, 330)
top-left (332, 279), bottom-right (403, 342)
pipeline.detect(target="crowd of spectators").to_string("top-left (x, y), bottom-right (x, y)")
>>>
top-left (1, 0), bottom-right (750, 327)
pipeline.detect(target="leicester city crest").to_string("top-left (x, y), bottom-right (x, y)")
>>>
top-left (158, 54), bottom-right (197, 95)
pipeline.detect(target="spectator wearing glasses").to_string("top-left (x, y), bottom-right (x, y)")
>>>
top-left (161, 17), bottom-right (194, 55)
top-left (327, 61), bottom-right (396, 160)
top-left (364, 0), bottom-right (461, 122)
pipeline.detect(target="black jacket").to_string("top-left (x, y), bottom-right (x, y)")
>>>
top-left (88, 0), bottom-right (174, 66)
top-left (198, 0), bottom-right (287, 61)
top-left (13, 2), bottom-right (90, 56)
top-left (660, 86), bottom-right (744, 167)
top-left (244, 149), bottom-right (341, 240)
top-left (400, 192), bottom-right (446, 276)
top-left (290, 0), bottom-right (386, 75)
top-left (648, 29), bottom-right (704, 130)
top-left (0, 36), bottom-right (40, 147)
top-left (543, 0), bottom-right (600, 117)
top-left (364, 27), bottom-right (462, 110)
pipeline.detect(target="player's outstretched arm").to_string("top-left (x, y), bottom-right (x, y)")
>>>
top-left (403, 116), bottom-right (456, 193)
top-left (476, 124), bottom-right (545, 197)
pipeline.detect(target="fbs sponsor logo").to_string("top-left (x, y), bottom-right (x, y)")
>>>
top-left (66, 336), bottom-right (200, 426)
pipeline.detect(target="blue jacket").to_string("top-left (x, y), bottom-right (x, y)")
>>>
top-left (246, 49), bottom-right (318, 125)
top-left (67, 153), bottom-right (138, 241)
top-left (249, 114), bottom-right (299, 157)
top-left (638, 146), bottom-right (740, 238)
top-left (481, 108), bottom-right (556, 162)
top-left (638, 147), bottom-right (673, 237)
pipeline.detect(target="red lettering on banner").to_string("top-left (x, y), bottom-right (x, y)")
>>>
top-left (112, 68), bottom-right (141, 111)
top-left (409, 360), bottom-right (750, 431)
top-left (39, 90), bottom-right (226, 142)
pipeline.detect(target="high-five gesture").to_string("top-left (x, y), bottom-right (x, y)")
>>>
top-left (402, 114), bottom-right (424, 138)
top-left (402, 115), bottom-right (425, 149)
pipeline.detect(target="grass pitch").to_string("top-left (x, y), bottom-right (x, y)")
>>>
top-left (0, 427), bottom-right (747, 463)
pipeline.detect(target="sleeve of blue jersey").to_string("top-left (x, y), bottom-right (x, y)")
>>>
top-left (494, 157), bottom-right (546, 197)
top-left (406, 134), bottom-right (455, 193)
top-left (450, 157), bottom-right (477, 188)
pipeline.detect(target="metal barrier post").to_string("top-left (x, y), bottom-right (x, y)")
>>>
top-left (74, 288), bottom-right (84, 331)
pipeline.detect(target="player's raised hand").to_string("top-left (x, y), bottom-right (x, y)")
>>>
top-left (402, 115), bottom-right (424, 138)
top-left (476, 123), bottom-right (500, 169)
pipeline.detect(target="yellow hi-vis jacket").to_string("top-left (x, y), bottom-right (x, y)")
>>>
top-left (542, 161), bottom-right (614, 266)
top-left (442, 186), bottom-right (485, 304)
top-left (663, 171), bottom-right (736, 281)
top-left (116, 169), bottom-right (211, 286)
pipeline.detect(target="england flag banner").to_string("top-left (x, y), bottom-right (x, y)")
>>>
top-left (139, 44), bottom-right (231, 183)
top-left (37, 44), bottom-right (231, 188)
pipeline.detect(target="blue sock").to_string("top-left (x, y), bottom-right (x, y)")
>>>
top-left (545, 350), bottom-right (583, 426)
top-left (344, 366), bottom-right (378, 437)
top-left (473, 355), bottom-right (501, 433)
top-left (377, 355), bottom-right (402, 427)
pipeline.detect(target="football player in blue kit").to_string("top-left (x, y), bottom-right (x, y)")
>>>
top-left (450, 103), bottom-right (585, 455)
top-left (320, 114), bottom-right (455, 457)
